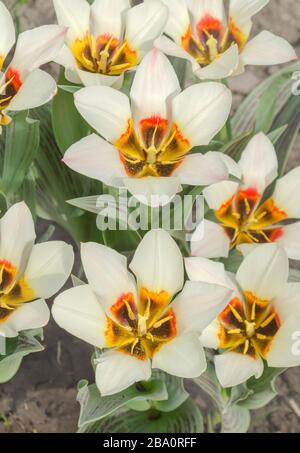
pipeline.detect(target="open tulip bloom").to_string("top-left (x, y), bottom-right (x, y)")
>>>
top-left (155, 0), bottom-right (297, 80)
top-left (0, 203), bottom-right (74, 338)
top-left (0, 1), bottom-right (66, 132)
top-left (53, 0), bottom-right (169, 88)
top-left (63, 49), bottom-right (233, 206)
top-left (52, 229), bottom-right (232, 396)
top-left (191, 132), bottom-right (300, 261)
top-left (186, 243), bottom-right (300, 388)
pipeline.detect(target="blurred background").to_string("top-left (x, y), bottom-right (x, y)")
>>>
top-left (0, 0), bottom-right (300, 433)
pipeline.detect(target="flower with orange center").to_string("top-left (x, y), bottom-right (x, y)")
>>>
top-left (53, 0), bottom-right (169, 88)
top-left (0, 202), bottom-right (74, 339)
top-left (191, 133), bottom-right (300, 261)
top-left (186, 244), bottom-right (300, 388)
top-left (63, 49), bottom-right (232, 207)
top-left (52, 230), bottom-right (232, 396)
top-left (0, 1), bottom-right (66, 132)
top-left (155, 0), bottom-right (296, 80)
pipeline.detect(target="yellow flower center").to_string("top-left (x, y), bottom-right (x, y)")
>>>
top-left (218, 293), bottom-right (281, 359)
top-left (0, 260), bottom-right (36, 324)
top-left (71, 33), bottom-right (138, 76)
top-left (181, 15), bottom-right (247, 66)
top-left (215, 188), bottom-right (288, 248)
top-left (105, 288), bottom-right (176, 360)
top-left (115, 117), bottom-right (191, 178)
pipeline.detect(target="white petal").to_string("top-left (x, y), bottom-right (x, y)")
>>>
top-left (174, 152), bottom-right (228, 186)
top-left (213, 152), bottom-right (242, 180)
top-left (81, 242), bottom-right (137, 315)
top-left (276, 222), bottom-right (300, 260)
top-left (53, 0), bottom-right (90, 44)
top-left (0, 1), bottom-right (15, 63)
top-left (203, 181), bottom-right (239, 210)
top-left (229, 0), bottom-right (269, 37)
top-left (8, 69), bottom-right (57, 111)
top-left (239, 132), bottom-right (278, 192)
top-left (241, 31), bottom-right (297, 66)
top-left (187, 0), bottom-right (226, 29)
top-left (11, 25), bottom-right (66, 76)
top-left (0, 202), bottom-right (35, 276)
top-left (185, 257), bottom-right (233, 289)
top-left (201, 319), bottom-right (221, 349)
top-left (215, 352), bottom-right (264, 388)
top-left (130, 229), bottom-right (184, 298)
top-left (125, 0), bottom-right (168, 53)
top-left (154, 35), bottom-right (200, 73)
top-left (267, 316), bottom-right (300, 368)
top-left (0, 300), bottom-right (50, 338)
top-left (123, 176), bottom-right (182, 208)
top-left (130, 49), bottom-right (180, 128)
top-left (91, 0), bottom-right (130, 40)
top-left (172, 82), bottom-right (232, 147)
top-left (190, 219), bottom-right (230, 259)
top-left (159, 0), bottom-right (190, 44)
top-left (55, 44), bottom-right (78, 76)
top-left (273, 283), bottom-right (300, 323)
top-left (96, 351), bottom-right (151, 396)
top-left (272, 167), bottom-right (300, 219)
top-left (196, 45), bottom-right (239, 80)
top-left (76, 67), bottom-right (124, 88)
top-left (74, 86), bottom-right (131, 143)
top-left (236, 243), bottom-right (289, 300)
top-left (52, 285), bottom-right (107, 348)
top-left (171, 280), bottom-right (232, 334)
top-left (63, 134), bottom-right (127, 185)
top-left (25, 242), bottom-right (74, 299)
top-left (152, 332), bottom-right (207, 378)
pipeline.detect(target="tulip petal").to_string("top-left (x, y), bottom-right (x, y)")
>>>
top-left (53, 0), bottom-right (90, 44)
top-left (11, 25), bottom-right (66, 76)
top-left (229, 0), bottom-right (269, 37)
top-left (187, 0), bottom-right (226, 29)
top-left (91, 0), bottom-right (130, 40)
top-left (185, 257), bottom-right (232, 288)
top-left (159, 0), bottom-right (190, 44)
top-left (276, 222), bottom-right (300, 260)
top-left (123, 176), bottom-right (182, 207)
top-left (203, 181), bottom-right (239, 210)
top-left (63, 134), bottom-right (127, 185)
top-left (215, 352), bottom-right (264, 388)
top-left (8, 69), bottom-right (57, 111)
top-left (52, 285), bottom-right (107, 348)
top-left (96, 350), bottom-right (151, 396)
top-left (130, 49), bottom-right (180, 129)
top-left (0, 202), bottom-right (35, 277)
top-left (201, 320), bottom-right (221, 349)
top-left (171, 280), bottom-right (232, 334)
top-left (172, 82), bottom-right (232, 147)
top-left (267, 316), bottom-right (300, 368)
top-left (152, 332), bottom-right (207, 378)
top-left (74, 86), bottom-right (131, 142)
top-left (130, 229), bottom-right (184, 299)
top-left (81, 242), bottom-right (137, 315)
top-left (0, 1), bottom-right (15, 65)
top-left (174, 152), bottom-right (228, 186)
top-left (272, 167), bottom-right (300, 219)
top-left (236, 243), bottom-right (289, 300)
top-left (195, 45), bottom-right (239, 80)
top-left (125, 0), bottom-right (168, 53)
top-left (0, 300), bottom-right (50, 338)
top-left (25, 242), bottom-right (74, 299)
top-left (239, 132), bottom-right (278, 192)
top-left (76, 67), bottom-right (124, 88)
top-left (154, 35), bottom-right (200, 72)
top-left (190, 220), bottom-right (231, 259)
top-left (273, 283), bottom-right (300, 323)
top-left (241, 31), bottom-right (297, 66)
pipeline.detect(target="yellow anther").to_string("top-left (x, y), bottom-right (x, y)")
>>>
top-left (256, 333), bottom-right (271, 341)
top-left (256, 211), bottom-right (268, 221)
top-left (251, 300), bottom-right (256, 321)
top-left (146, 332), bottom-right (154, 342)
top-left (123, 299), bottom-right (135, 321)
top-left (244, 198), bottom-right (251, 215)
top-left (245, 320), bottom-right (256, 338)
top-left (0, 75), bottom-right (15, 95)
top-left (257, 230), bottom-right (271, 243)
top-left (229, 304), bottom-right (243, 323)
top-left (206, 34), bottom-right (219, 61)
top-left (243, 339), bottom-right (250, 355)
top-left (260, 312), bottom-right (276, 328)
top-left (232, 212), bottom-right (241, 220)
top-left (153, 315), bottom-right (173, 329)
top-left (131, 338), bottom-right (139, 355)
top-left (0, 96), bottom-right (12, 105)
top-left (227, 328), bottom-right (242, 334)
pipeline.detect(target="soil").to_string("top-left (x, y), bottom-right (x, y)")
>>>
top-left (1, 0), bottom-right (300, 434)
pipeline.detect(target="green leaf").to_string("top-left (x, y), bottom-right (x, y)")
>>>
top-left (153, 372), bottom-right (189, 413)
top-left (221, 405), bottom-right (251, 433)
top-left (1, 113), bottom-right (39, 196)
top-left (52, 71), bottom-right (90, 153)
top-left (77, 379), bottom-right (168, 429)
top-left (79, 398), bottom-right (204, 433)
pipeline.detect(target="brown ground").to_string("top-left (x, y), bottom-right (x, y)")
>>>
top-left (1, 0), bottom-right (300, 434)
